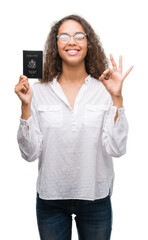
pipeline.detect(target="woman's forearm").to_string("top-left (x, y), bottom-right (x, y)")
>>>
top-left (21, 103), bottom-right (31, 120)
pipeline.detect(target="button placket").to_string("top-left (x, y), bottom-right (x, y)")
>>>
top-left (71, 109), bottom-right (77, 131)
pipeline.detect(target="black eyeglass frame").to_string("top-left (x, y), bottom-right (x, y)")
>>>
top-left (57, 32), bottom-right (87, 40)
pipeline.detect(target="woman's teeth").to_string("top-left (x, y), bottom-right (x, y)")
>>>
top-left (67, 50), bottom-right (79, 55)
top-left (68, 50), bottom-right (78, 53)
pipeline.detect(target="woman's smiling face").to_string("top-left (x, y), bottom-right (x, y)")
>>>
top-left (57, 20), bottom-right (88, 67)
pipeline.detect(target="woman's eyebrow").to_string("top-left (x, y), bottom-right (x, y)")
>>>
top-left (58, 32), bottom-right (69, 35)
top-left (58, 32), bottom-right (84, 35)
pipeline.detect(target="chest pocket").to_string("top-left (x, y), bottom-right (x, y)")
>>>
top-left (38, 105), bottom-right (63, 128)
top-left (84, 104), bottom-right (109, 127)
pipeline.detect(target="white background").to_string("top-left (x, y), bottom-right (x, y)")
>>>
top-left (0, 0), bottom-right (148, 239)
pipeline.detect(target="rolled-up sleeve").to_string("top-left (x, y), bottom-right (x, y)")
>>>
top-left (102, 104), bottom-right (129, 158)
top-left (17, 94), bottom-right (43, 162)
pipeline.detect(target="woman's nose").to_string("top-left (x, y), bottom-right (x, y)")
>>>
top-left (67, 36), bottom-right (77, 45)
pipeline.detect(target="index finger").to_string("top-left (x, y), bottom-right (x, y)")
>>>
top-left (19, 75), bottom-right (28, 82)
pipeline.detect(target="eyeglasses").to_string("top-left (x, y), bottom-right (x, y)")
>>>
top-left (57, 32), bottom-right (87, 43)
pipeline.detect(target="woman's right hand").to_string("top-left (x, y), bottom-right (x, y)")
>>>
top-left (14, 75), bottom-right (32, 106)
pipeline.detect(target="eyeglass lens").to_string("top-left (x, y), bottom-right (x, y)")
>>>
top-left (58, 33), bottom-right (86, 41)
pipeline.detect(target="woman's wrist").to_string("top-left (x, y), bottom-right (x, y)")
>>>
top-left (111, 95), bottom-right (123, 108)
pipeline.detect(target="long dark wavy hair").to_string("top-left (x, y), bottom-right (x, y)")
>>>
top-left (40, 14), bottom-right (109, 83)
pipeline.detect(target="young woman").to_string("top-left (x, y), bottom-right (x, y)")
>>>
top-left (15, 14), bottom-right (133, 240)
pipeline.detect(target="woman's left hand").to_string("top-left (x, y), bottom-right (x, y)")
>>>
top-left (99, 54), bottom-right (134, 98)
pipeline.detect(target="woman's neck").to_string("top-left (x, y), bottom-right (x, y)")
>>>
top-left (58, 61), bottom-right (88, 85)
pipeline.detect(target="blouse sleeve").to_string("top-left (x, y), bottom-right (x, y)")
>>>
top-left (17, 92), bottom-right (43, 162)
top-left (102, 98), bottom-right (129, 158)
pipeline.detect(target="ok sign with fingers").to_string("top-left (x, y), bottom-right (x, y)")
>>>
top-left (99, 54), bottom-right (134, 98)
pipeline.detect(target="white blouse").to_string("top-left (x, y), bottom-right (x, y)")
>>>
top-left (17, 75), bottom-right (129, 200)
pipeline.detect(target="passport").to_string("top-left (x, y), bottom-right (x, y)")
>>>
top-left (23, 50), bottom-right (43, 78)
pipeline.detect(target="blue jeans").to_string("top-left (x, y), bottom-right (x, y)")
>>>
top-left (36, 192), bottom-right (112, 240)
